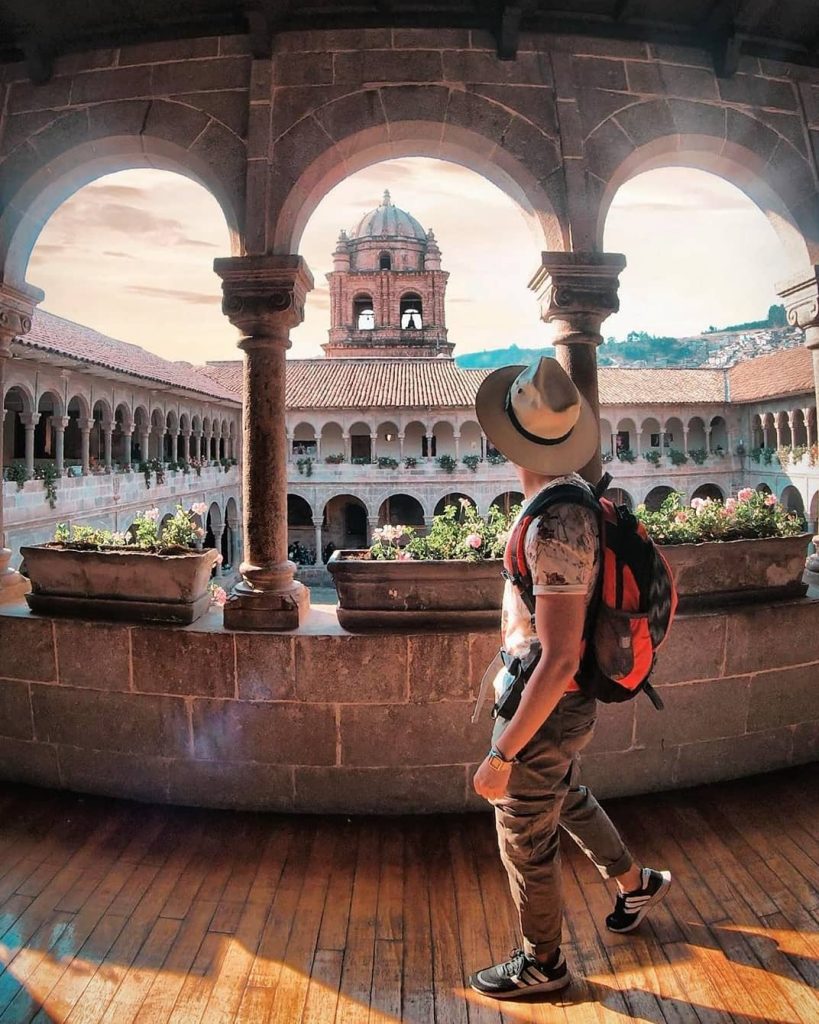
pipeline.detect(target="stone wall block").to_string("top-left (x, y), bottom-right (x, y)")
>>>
top-left (236, 634), bottom-right (294, 700)
top-left (131, 628), bottom-right (234, 697)
top-left (250, 60), bottom-right (272, 102)
top-left (614, 98), bottom-right (675, 147)
top-left (801, 84), bottom-right (819, 126)
top-left (0, 110), bottom-right (57, 156)
top-left (576, 88), bottom-right (635, 140)
top-left (582, 117), bottom-right (634, 182)
top-left (0, 679), bottom-right (33, 740)
top-left (273, 29), bottom-right (393, 54)
top-left (470, 84), bottom-right (558, 136)
top-left (151, 57), bottom-right (251, 97)
top-left (70, 66), bottom-right (153, 105)
top-left (580, 745), bottom-right (678, 800)
top-left (188, 121), bottom-right (246, 212)
top-left (57, 746), bottom-right (170, 803)
top-left (650, 612), bottom-right (725, 685)
top-left (191, 700), bottom-right (336, 765)
top-left (53, 49), bottom-right (118, 77)
top-left (171, 91), bottom-right (249, 138)
top-left (0, 616), bottom-right (56, 681)
top-left (408, 634), bottom-right (470, 702)
top-left (378, 84), bottom-right (451, 126)
top-left (635, 676), bottom-right (751, 748)
top-left (8, 77), bottom-right (72, 114)
top-left (295, 635), bottom-right (407, 702)
top-left (0, 736), bottom-right (60, 789)
top-left (294, 764), bottom-right (468, 813)
top-left (142, 100), bottom-right (211, 149)
top-left (792, 721), bottom-right (819, 764)
top-left (314, 89), bottom-right (385, 144)
top-left (587, 701), bottom-right (634, 753)
top-left (724, 107), bottom-right (779, 161)
top-left (498, 117), bottom-right (561, 178)
top-left (246, 104), bottom-right (270, 159)
top-left (168, 760), bottom-right (294, 810)
top-left (674, 729), bottom-right (792, 789)
top-left (748, 663), bottom-right (819, 732)
top-left (221, 35), bottom-right (253, 57)
top-left (55, 621), bottom-right (130, 690)
top-left (270, 116), bottom-right (335, 188)
top-left (718, 74), bottom-right (797, 111)
top-left (625, 61), bottom-right (663, 95)
top-left (270, 85), bottom-right (348, 139)
top-left (668, 98), bottom-right (726, 138)
top-left (26, 108), bottom-right (90, 165)
top-left (442, 50), bottom-right (551, 87)
top-left (658, 65), bottom-right (719, 101)
top-left (764, 139), bottom-right (816, 209)
top-left (340, 702), bottom-right (481, 767)
top-left (118, 38), bottom-right (220, 66)
top-left (395, 29), bottom-right (471, 50)
top-left (650, 45), bottom-right (711, 69)
top-left (445, 88), bottom-right (513, 142)
top-left (31, 685), bottom-right (190, 757)
top-left (274, 53), bottom-right (334, 87)
top-left (572, 57), bottom-right (628, 92)
top-left (334, 50), bottom-right (443, 86)
top-left (468, 632), bottom-right (501, 704)
top-left (724, 600), bottom-right (819, 675)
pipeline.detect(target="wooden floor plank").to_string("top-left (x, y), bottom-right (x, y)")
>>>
top-left (0, 766), bottom-right (816, 1024)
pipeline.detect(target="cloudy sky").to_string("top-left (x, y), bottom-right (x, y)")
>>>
top-left (27, 158), bottom-right (792, 365)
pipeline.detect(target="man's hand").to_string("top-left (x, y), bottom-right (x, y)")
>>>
top-left (473, 755), bottom-right (512, 802)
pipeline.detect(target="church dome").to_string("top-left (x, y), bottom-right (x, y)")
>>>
top-left (350, 190), bottom-right (427, 241)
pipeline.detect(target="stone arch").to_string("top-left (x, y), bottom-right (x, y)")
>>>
top-left (691, 483), bottom-right (725, 502)
top-left (36, 389), bottom-right (64, 419)
top-left (0, 105), bottom-right (244, 288)
top-left (809, 489), bottom-right (819, 532)
top-left (2, 379), bottom-right (34, 412)
top-left (352, 292), bottom-right (376, 330)
top-left (271, 88), bottom-right (567, 255)
top-left (2, 384), bottom-right (33, 464)
top-left (66, 393), bottom-right (91, 421)
top-left (591, 99), bottom-right (815, 269)
top-left (643, 485), bottom-right (676, 512)
top-left (756, 482), bottom-right (773, 495)
top-left (375, 420), bottom-right (400, 460)
top-left (322, 492), bottom-right (370, 549)
top-left (780, 484), bottom-right (805, 515)
top-left (791, 408), bottom-right (808, 447)
top-left (320, 420), bottom-right (344, 459)
top-left (403, 419), bottom-right (428, 459)
top-left (378, 493), bottom-right (425, 527)
top-left (399, 291), bottom-right (423, 330)
top-left (287, 493), bottom-right (314, 525)
top-left (776, 410), bottom-right (792, 447)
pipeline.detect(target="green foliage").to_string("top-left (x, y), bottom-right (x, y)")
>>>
top-left (377, 456), bottom-right (399, 469)
top-left (636, 489), bottom-right (804, 545)
top-left (53, 504), bottom-right (206, 553)
top-left (325, 453), bottom-right (345, 464)
top-left (403, 456), bottom-right (417, 469)
top-left (5, 463), bottom-right (30, 490)
top-left (436, 454), bottom-right (457, 473)
top-left (668, 448), bottom-right (688, 466)
top-left (486, 452), bottom-right (508, 466)
top-left (34, 462), bottom-right (60, 509)
top-left (705, 304), bottom-right (786, 333)
top-left (616, 448), bottom-right (636, 464)
top-left (456, 343), bottom-right (555, 369)
top-left (369, 501), bottom-right (517, 563)
top-left (462, 454), bottom-right (481, 472)
top-left (644, 449), bottom-right (662, 467)
top-left (688, 448), bottom-right (708, 465)
top-left (138, 459), bottom-right (164, 488)
top-left (296, 456), bottom-right (313, 477)
top-left (351, 456), bottom-right (371, 466)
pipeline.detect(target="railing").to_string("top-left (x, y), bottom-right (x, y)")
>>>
top-left (288, 457), bottom-right (515, 483)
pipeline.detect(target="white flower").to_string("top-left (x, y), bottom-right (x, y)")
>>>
top-left (144, 506), bottom-right (160, 521)
top-left (191, 501), bottom-right (207, 516)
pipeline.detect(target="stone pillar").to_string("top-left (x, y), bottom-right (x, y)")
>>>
top-left (314, 520), bottom-right (322, 564)
top-left (398, 432), bottom-right (405, 461)
top-left (805, 408), bottom-right (815, 448)
top-left (454, 432), bottom-right (461, 461)
top-left (54, 416), bottom-right (69, 473)
top-left (21, 412), bottom-right (39, 473)
top-left (705, 427), bottom-right (712, 454)
top-left (170, 430), bottom-right (180, 463)
top-left (103, 421), bottom-right (113, 470)
top-left (286, 431), bottom-right (293, 464)
top-left (212, 526), bottom-right (224, 576)
top-left (122, 427), bottom-right (134, 467)
top-left (529, 253), bottom-right (626, 484)
top-left (78, 418), bottom-right (93, 475)
top-left (214, 254), bottom-right (314, 630)
top-left (182, 430), bottom-right (191, 462)
top-left (778, 268), bottom-right (819, 418)
top-left (0, 281), bottom-right (42, 604)
top-left (343, 433), bottom-right (351, 463)
top-left (774, 421), bottom-right (782, 450)
top-left (682, 426), bottom-right (689, 455)
top-left (315, 435), bottom-right (321, 462)
top-left (367, 516), bottom-right (379, 544)
top-left (635, 425), bottom-right (643, 459)
top-left (139, 429), bottom-right (150, 464)
top-left (425, 434), bottom-right (433, 460)
top-left (192, 431), bottom-right (201, 462)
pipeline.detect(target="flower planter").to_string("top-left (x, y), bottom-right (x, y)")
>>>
top-left (21, 544), bottom-right (219, 624)
top-left (328, 551), bottom-right (504, 630)
top-left (661, 533), bottom-right (811, 610)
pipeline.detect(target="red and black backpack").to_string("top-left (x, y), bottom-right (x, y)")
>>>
top-left (503, 474), bottom-right (677, 709)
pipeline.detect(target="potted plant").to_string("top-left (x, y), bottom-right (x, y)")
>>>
top-left (22, 503), bottom-right (220, 624)
top-left (637, 489), bottom-right (810, 609)
top-left (328, 500), bottom-right (515, 630)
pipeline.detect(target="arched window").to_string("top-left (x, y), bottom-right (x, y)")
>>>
top-left (400, 293), bottom-right (423, 330)
top-left (379, 251), bottom-right (391, 271)
top-left (353, 294), bottom-right (375, 330)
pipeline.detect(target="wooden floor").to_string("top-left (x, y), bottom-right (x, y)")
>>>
top-left (0, 767), bottom-right (817, 1024)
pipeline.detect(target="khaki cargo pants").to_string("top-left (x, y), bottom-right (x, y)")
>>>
top-left (491, 691), bottom-right (633, 960)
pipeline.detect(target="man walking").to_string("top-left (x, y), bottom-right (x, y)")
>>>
top-left (469, 357), bottom-right (671, 999)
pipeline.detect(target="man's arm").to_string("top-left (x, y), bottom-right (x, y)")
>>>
top-left (472, 591), bottom-right (586, 800)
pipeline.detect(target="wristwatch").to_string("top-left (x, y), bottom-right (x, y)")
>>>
top-left (487, 746), bottom-right (516, 771)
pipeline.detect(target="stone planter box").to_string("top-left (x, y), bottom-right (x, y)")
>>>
top-left (21, 544), bottom-right (219, 624)
top-left (661, 533), bottom-right (812, 610)
top-left (328, 550), bottom-right (504, 630)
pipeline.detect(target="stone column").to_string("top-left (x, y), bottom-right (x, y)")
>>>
top-left (103, 420), bottom-right (113, 470)
top-left (635, 424), bottom-right (643, 459)
top-left (170, 430), bottom-right (180, 463)
top-left (0, 281), bottom-right (42, 604)
top-left (78, 418), bottom-right (93, 475)
top-left (21, 412), bottom-right (39, 473)
top-left (705, 426), bottom-right (713, 454)
top-left (529, 253), bottom-right (626, 484)
top-left (139, 428), bottom-right (150, 464)
top-left (804, 408), bottom-right (815, 448)
top-left (778, 268), bottom-right (819, 417)
top-left (682, 426), bottom-right (689, 455)
top-left (425, 434), bottom-right (433, 460)
top-left (122, 427), bottom-right (134, 467)
top-left (398, 432), bottom-right (405, 461)
top-left (192, 430), bottom-right (201, 462)
top-left (454, 432), bottom-right (461, 461)
top-left (286, 431), bottom-right (293, 464)
top-left (54, 416), bottom-right (69, 474)
top-left (343, 433), bottom-right (351, 463)
top-left (214, 254), bottom-right (314, 630)
top-left (314, 520), bottom-right (322, 564)
top-left (212, 526), bottom-right (224, 576)
top-left (367, 516), bottom-right (379, 544)
top-left (181, 430), bottom-right (191, 462)
top-left (315, 435), bottom-right (322, 463)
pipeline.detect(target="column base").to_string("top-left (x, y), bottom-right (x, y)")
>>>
top-left (0, 549), bottom-right (30, 605)
top-left (223, 579), bottom-right (311, 631)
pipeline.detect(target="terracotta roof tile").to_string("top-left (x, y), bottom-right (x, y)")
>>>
top-left (597, 367), bottom-right (726, 404)
top-left (17, 310), bottom-right (239, 404)
top-left (728, 346), bottom-right (815, 403)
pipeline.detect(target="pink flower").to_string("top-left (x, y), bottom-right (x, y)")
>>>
top-left (216, 553), bottom-right (223, 565)
top-left (397, 551), bottom-right (413, 561)
top-left (210, 584), bottom-right (228, 606)
top-left (191, 502), bottom-right (207, 516)
top-left (466, 532), bottom-right (483, 549)
top-left (690, 497), bottom-right (706, 512)
top-left (764, 493), bottom-right (778, 507)
top-left (144, 506), bottom-right (160, 521)
top-left (195, 527), bottom-right (205, 539)
top-left (725, 498), bottom-right (737, 511)
top-left (737, 488), bottom-right (754, 501)
top-left (674, 511), bottom-right (688, 524)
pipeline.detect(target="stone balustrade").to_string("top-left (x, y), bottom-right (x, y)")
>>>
top-left (0, 595), bottom-right (816, 813)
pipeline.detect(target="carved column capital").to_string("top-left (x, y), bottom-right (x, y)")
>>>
top-left (529, 252), bottom-right (626, 346)
top-left (213, 255), bottom-right (314, 345)
top-left (778, 267), bottom-right (819, 349)
top-left (0, 281), bottom-right (43, 354)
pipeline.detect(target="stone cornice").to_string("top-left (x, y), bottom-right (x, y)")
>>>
top-left (213, 255), bottom-right (314, 343)
top-left (529, 252), bottom-right (627, 346)
top-left (0, 281), bottom-right (44, 354)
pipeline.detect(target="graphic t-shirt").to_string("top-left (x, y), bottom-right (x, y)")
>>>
top-left (495, 474), bottom-right (599, 697)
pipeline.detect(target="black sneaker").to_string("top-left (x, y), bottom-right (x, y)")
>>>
top-left (606, 867), bottom-right (672, 933)
top-left (469, 948), bottom-right (570, 999)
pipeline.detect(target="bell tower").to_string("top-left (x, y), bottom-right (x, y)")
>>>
top-left (324, 191), bottom-right (453, 359)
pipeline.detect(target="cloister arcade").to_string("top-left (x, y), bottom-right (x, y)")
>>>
top-left (599, 412), bottom-right (732, 461)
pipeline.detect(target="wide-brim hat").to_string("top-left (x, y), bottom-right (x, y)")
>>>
top-left (475, 357), bottom-right (598, 475)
